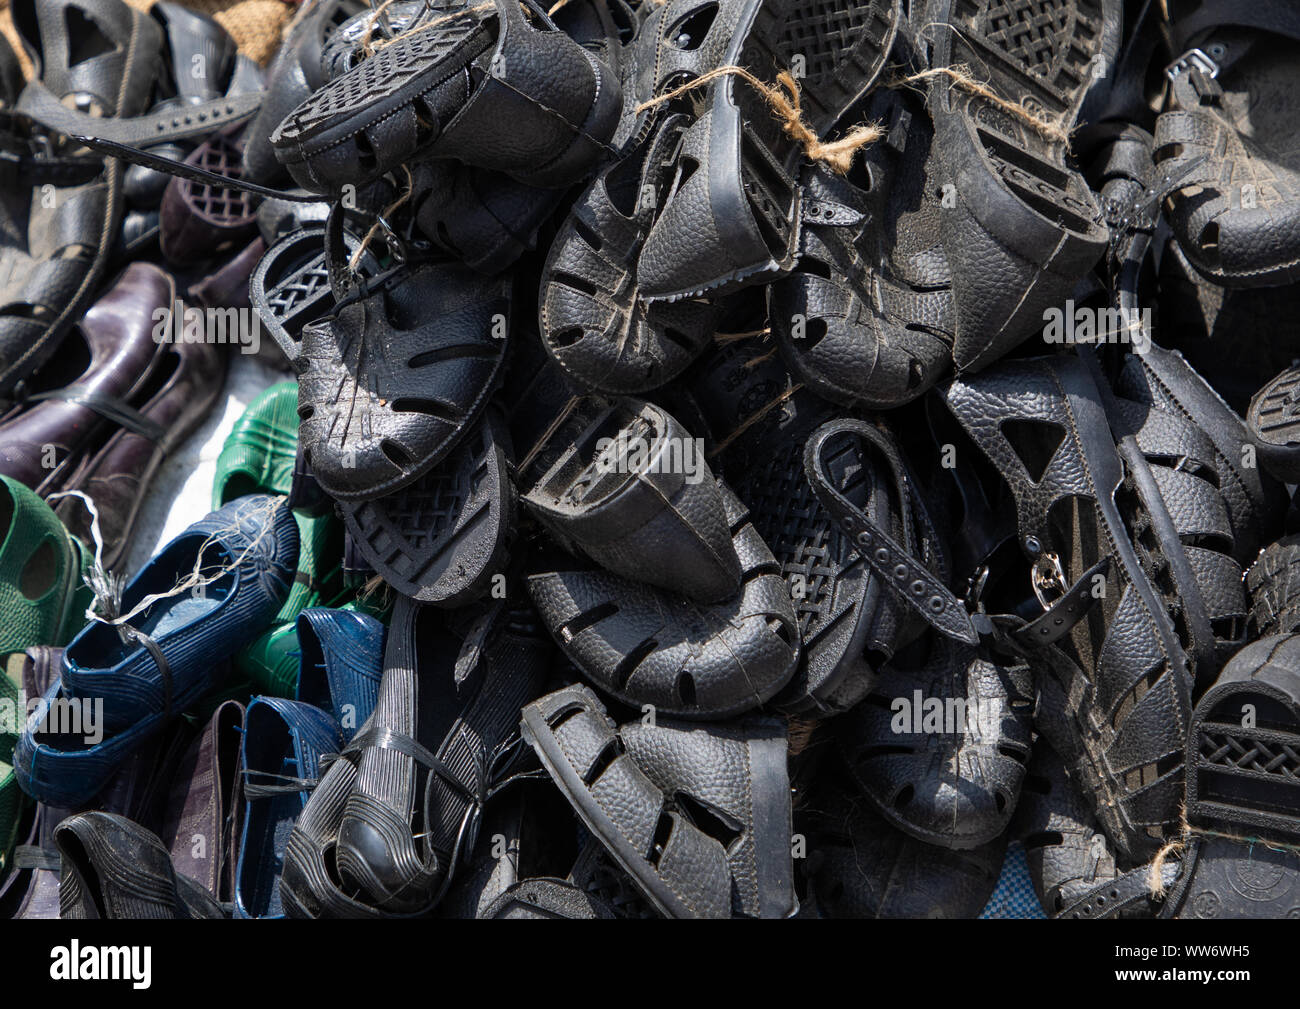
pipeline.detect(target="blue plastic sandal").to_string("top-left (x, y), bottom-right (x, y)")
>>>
top-left (234, 696), bottom-right (341, 920)
top-left (14, 495), bottom-right (299, 806)
top-left (293, 607), bottom-right (385, 741)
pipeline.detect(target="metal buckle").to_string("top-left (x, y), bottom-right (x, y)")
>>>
top-left (1031, 552), bottom-right (1069, 611)
top-left (1165, 47), bottom-right (1219, 82)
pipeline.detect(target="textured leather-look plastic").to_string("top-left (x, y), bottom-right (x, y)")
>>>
top-left (1155, 0), bottom-right (1300, 287)
top-left (836, 635), bottom-right (1033, 849)
top-left (524, 398), bottom-right (740, 603)
top-left (772, 92), bottom-right (956, 408)
top-left (412, 159), bottom-right (563, 275)
top-left (635, 0), bottom-right (900, 299)
top-left (685, 342), bottom-right (916, 716)
top-left (528, 482), bottom-right (798, 718)
top-left (916, 0), bottom-right (1112, 372)
top-left (521, 682), bottom-right (795, 918)
top-left (271, 0), bottom-right (622, 193)
top-left (0, 0), bottom-right (159, 400)
top-left (942, 354), bottom-right (1192, 862)
top-left (539, 114), bottom-right (730, 393)
top-left (801, 762), bottom-right (1006, 918)
top-left (1013, 740), bottom-right (1122, 916)
top-left (296, 260), bottom-right (510, 501)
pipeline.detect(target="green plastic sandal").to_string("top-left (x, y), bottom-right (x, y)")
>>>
top-left (212, 382), bottom-right (302, 507)
top-left (0, 476), bottom-right (92, 659)
top-left (2, 541), bottom-right (88, 874)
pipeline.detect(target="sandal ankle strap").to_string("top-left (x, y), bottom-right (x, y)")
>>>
top-left (803, 417), bottom-right (978, 644)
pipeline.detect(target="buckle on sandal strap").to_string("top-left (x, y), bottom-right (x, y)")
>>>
top-left (1165, 48), bottom-right (1219, 82)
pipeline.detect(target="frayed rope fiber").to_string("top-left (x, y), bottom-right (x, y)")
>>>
top-left (634, 61), bottom-right (1070, 175)
top-left (1147, 807), bottom-right (1300, 898)
top-left (636, 67), bottom-right (882, 175)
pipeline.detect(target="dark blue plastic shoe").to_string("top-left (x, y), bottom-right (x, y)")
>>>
top-left (14, 495), bottom-right (299, 807)
top-left (294, 607), bottom-right (385, 742)
top-left (234, 696), bottom-right (341, 920)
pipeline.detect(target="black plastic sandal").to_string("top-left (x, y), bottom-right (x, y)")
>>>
top-left (331, 597), bottom-right (551, 914)
top-left (411, 159), bottom-right (563, 275)
top-left (1014, 739), bottom-right (1122, 917)
top-left (539, 114), bottom-right (731, 393)
top-left (55, 811), bottom-right (226, 919)
top-left (279, 727), bottom-right (388, 919)
top-left (681, 341), bottom-right (972, 716)
top-left (522, 397), bottom-right (741, 603)
top-left (634, 0), bottom-right (900, 300)
top-left (1248, 365), bottom-right (1300, 484)
top-left (338, 409), bottom-right (514, 605)
top-left (478, 880), bottom-right (619, 918)
top-left (439, 778), bottom-right (581, 919)
top-left (0, 0), bottom-right (154, 402)
top-left (835, 633), bottom-right (1033, 850)
top-left (527, 479), bottom-right (799, 719)
top-left (249, 224), bottom-right (380, 366)
top-left (771, 89), bottom-right (955, 409)
top-left (799, 758), bottom-right (1006, 918)
top-left (940, 349), bottom-right (1248, 862)
top-left (1129, 342), bottom-right (1286, 567)
top-left (1154, 1), bottom-right (1300, 288)
top-left (270, 0), bottom-right (622, 193)
top-left (520, 682), bottom-right (796, 918)
top-left (295, 256), bottom-right (511, 501)
top-left (243, 0), bottom-right (365, 184)
top-left (1156, 633), bottom-right (1300, 918)
top-left (912, 0), bottom-right (1115, 372)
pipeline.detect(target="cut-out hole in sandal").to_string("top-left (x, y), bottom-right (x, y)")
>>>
top-left (999, 418), bottom-right (1066, 484)
top-left (573, 219), bottom-right (603, 253)
top-left (354, 131), bottom-right (378, 173)
top-left (647, 810), bottom-right (675, 867)
top-left (800, 257), bottom-right (833, 281)
top-left (380, 438), bottom-right (415, 468)
top-left (613, 638), bottom-right (657, 689)
top-left (389, 397), bottom-right (464, 423)
top-left (19, 539), bottom-right (58, 600)
top-left (552, 271), bottom-right (600, 298)
top-left (802, 317), bottom-right (828, 350)
top-left (674, 790), bottom-right (741, 850)
top-left (65, 7), bottom-right (118, 67)
top-left (583, 737), bottom-right (624, 786)
top-left (550, 326), bottom-right (585, 349)
top-left (667, 3), bottom-right (717, 50)
top-left (559, 602), bottom-right (618, 642)
top-left (547, 701), bottom-right (587, 731)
